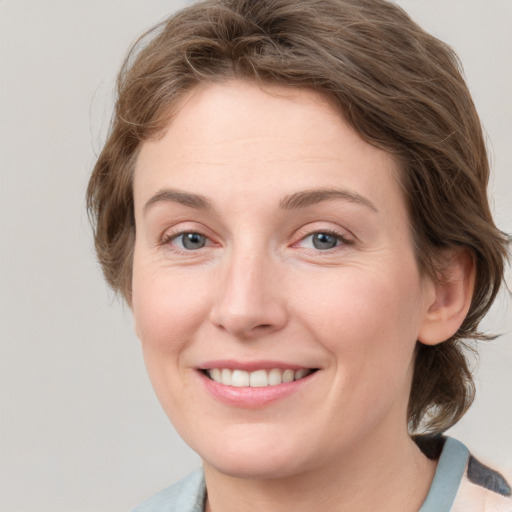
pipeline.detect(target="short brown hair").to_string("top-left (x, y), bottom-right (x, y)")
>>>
top-left (87, 0), bottom-right (509, 433)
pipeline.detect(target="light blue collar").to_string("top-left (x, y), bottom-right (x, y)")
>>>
top-left (419, 437), bottom-right (469, 512)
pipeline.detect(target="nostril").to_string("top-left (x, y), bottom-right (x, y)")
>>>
top-left (209, 298), bottom-right (288, 338)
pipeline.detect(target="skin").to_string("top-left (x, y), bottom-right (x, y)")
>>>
top-left (131, 81), bottom-right (473, 512)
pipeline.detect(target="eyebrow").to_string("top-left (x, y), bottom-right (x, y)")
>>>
top-left (143, 189), bottom-right (212, 214)
top-left (279, 188), bottom-right (379, 213)
top-left (143, 186), bottom-right (379, 215)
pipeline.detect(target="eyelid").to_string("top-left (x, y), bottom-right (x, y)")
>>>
top-left (292, 223), bottom-right (354, 247)
top-left (158, 222), bottom-right (219, 251)
top-left (157, 222), bottom-right (354, 253)
top-left (164, 231), bottom-right (208, 245)
top-left (296, 229), bottom-right (351, 250)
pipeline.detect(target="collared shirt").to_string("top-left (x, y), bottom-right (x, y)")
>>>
top-left (132, 437), bottom-right (511, 512)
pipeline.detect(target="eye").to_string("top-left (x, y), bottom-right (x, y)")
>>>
top-left (170, 232), bottom-right (208, 251)
top-left (299, 231), bottom-right (346, 250)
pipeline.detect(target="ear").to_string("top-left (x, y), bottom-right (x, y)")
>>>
top-left (418, 249), bottom-right (476, 346)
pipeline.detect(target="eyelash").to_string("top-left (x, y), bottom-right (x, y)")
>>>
top-left (160, 228), bottom-right (352, 254)
top-left (160, 231), bottom-right (212, 254)
top-left (295, 229), bottom-right (352, 252)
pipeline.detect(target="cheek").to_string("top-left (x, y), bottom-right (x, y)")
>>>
top-left (295, 264), bottom-right (425, 375)
top-left (131, 265), bottom-right (212, 421)
top-left (131, 262), bottom-right (210, 357)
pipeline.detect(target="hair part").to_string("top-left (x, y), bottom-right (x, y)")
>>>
top-left (87, 0), bottom-right (510, 433)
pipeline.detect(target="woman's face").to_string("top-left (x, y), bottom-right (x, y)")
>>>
top-left (132, 81), bottom-right (435, 478)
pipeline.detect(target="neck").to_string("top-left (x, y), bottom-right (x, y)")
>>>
top-left (203, 429), bottom-right (436, 512)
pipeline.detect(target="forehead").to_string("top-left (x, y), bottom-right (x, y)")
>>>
top-left (134, 80), bottom-right (404, 217)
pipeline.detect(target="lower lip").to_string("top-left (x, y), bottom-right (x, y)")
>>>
top-left (198, 371), bottom-right (317, 408)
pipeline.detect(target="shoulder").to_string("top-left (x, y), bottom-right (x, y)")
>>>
top-left (452, 454), bottom-right (512, 512)
top-left (417, 436), bottom-right (512, 512)
top-left (131, 468), bottom-right (206, 512)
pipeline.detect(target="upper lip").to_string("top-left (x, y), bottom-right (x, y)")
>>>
top-left (198, 359), bottom-right (317, 372)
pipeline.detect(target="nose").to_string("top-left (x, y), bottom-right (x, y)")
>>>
top-left (208, 248), bottom-right (288, 339)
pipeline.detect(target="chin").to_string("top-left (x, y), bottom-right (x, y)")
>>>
top-left (188, 428), bottom-right (315, 480)
top-left (203, 451), bottom-right (309, 481)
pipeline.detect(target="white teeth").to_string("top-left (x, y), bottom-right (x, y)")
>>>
top-left (231, 369), bottom-right (250, 387)
top-left (282, 369), bottom-right (295, 383)
top-left (206, 368), bottom-right (314, 387)
top-left (221, 368), bottom-right (232, 385)
top-left (294, 369), bottom-right (309, 380)
top-left (268, 368), bottom-right (283, 386)
top-left (249, 369), bottom-right (268, 387)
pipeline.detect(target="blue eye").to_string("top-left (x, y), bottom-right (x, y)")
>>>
top-left (174, 232), bottom-right (207, 250)
top-left (312, 232), bottom-right (339, 250)
top-left (300, 232), bottom-right (343, 250)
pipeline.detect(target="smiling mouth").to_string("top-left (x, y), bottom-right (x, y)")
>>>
top-left (201, 368), bottom-right (318, 387)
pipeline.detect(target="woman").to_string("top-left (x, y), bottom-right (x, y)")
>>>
top-left (87, 0), bottom-right (510, 510)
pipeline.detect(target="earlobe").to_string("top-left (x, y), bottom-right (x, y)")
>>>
top-left (418, 249), bottom-right (476, 346)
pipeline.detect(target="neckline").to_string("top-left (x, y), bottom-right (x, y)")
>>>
top-left (418, 436), bottom-right (469, 512)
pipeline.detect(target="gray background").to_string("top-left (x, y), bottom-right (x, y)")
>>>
top-left (0, 1), bottom-right (510, 511)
